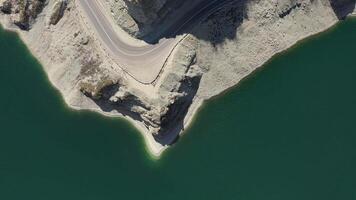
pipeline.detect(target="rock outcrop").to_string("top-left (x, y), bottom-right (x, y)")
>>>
top-left (78, 36), bottom-right (201, 144)
top-left (0, 0), bottom-right (47, 30)
top-left (103, 0), bottom-right (196, 40)
top-left (49, 0), bottom-right (67, 25)
top-left (123, 0), bottom-right (168, 24)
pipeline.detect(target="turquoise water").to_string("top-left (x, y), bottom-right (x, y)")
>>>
top-left (0, 18), bottom-right (355, 199)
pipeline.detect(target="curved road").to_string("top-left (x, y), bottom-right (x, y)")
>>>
top-left (77, 0), bottom-right (233, 84)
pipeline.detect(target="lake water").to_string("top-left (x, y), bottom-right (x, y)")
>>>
top-left (0, 18), bottom-right (355, 200)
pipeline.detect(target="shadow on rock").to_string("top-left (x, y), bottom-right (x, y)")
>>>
top-left (84, 74), bottom-right (203, 147)
top-left (125, 0), bottom-right (249, 45)
top-left (153, 75), bottom-right (203, 146)
top-left (329, 0), bottom-right (356, 19)
top-left (84, 84), bottom-right (147, 126)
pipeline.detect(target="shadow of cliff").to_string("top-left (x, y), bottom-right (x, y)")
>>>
top-left (153, 75), bottom-right (202, 146)
top-left (124, 0), bottom-right (355, 45)
top-left (126, 0), bottom-right (249, 45)
top-left (329, 0), bottom-right (356, 19)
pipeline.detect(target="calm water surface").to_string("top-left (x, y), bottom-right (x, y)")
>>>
top-left (0, 18), bottom-right (355, 200)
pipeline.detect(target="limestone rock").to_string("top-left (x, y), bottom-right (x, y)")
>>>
top-left (0, 0), bottom-right (48, 30)
top-left (49, 0), bottom-right (67, 25)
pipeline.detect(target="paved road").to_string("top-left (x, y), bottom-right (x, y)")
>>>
top-left (77, 0), bottom-right (234, 84)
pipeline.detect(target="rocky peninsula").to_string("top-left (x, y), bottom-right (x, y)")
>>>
top-left (0, 0), bottom-right (355, 157)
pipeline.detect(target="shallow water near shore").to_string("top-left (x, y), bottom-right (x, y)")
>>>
top-left (1, 18), bottom-right (356, 199)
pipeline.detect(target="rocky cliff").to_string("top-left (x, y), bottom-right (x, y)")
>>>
top-left (0, 0), bottom-right (47, 30)
top-left (103, 0), bottom-right (207, 40)
top-left (123, 0), bottom-right (169, 24)
top-left (0, 0), bottom-right (69, 28)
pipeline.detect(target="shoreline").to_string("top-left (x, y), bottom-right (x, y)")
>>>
top-left (0, 14), bottom-right (167, 159)
top-left (170, 16), bottom-right (356, 149)
top-left (69, 105), bottom-right (167, 159)
top-left (197, 16), bottom-right (356, 104)
top-left (0, 7), bottom-right (354, 159)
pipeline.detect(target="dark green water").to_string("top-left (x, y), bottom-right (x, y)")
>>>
top-left (1, 18), bottom-right (356, 200)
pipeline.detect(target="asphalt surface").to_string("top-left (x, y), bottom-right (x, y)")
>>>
top-left (77, 0), bottom-right (234, 84)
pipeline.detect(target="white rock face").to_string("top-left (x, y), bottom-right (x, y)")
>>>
top-left (0, 0), bottom-right (355, 157)
top-left (48, 0), bottom-right (67, 25)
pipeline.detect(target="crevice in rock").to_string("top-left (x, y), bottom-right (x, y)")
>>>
top-left (278, 2), bottom-right (302, 18)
